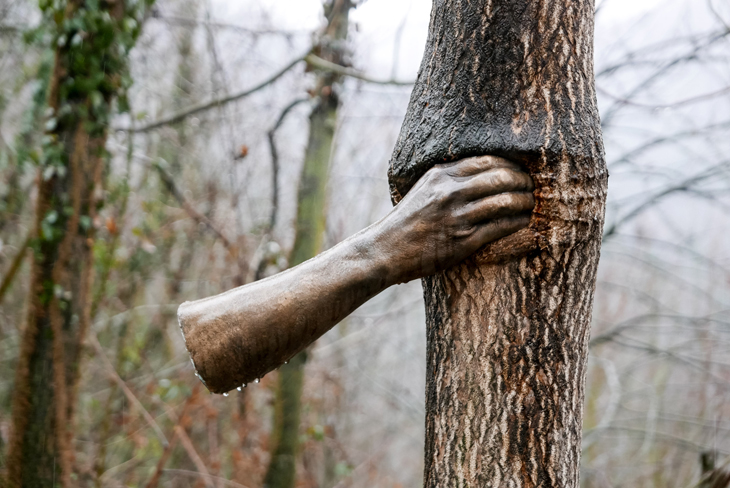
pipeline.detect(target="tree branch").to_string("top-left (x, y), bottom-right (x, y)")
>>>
top-left (597, 84), bottom-right (730, 110)
top-left (304, 53), bottom-right (414, 86)
top-left (0, 233), bottom-right (30, 303)
top-left (267, 97), bottom-right (309, 231)
top-left (609, 119), bottom-right (730, 168)
top-left (150, 12), bottom-right (308, 37)
top-left (144, 383), bottom-right (201, 488)
top-left (603, 159), bottom-right (729, 238)
top-left (124, 53), bottom-right (414, 133)
top-left (0, 24), bottom-right (23, 35)
top-left (160, 470), bottom-right (251, 488)
top-left (600, 28), bottom-right (730, 126)
top-left (152, 160), bottom-right (235, 251)
top-left (88, 332), bottom-right (169, 448)
top-left (125, 54), bottom-right (308, 133)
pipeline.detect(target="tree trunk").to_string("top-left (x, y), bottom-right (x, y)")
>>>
top-left (263, 2), bottom-right (352, 487)
top-left (4, 2), bottom-right (147, 486)
top-left (388, 1), bottom-right (608, 486)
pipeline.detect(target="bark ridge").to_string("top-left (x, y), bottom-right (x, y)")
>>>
top-left (388, 1), bottom-right (608, 486)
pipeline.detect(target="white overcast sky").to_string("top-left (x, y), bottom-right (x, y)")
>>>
top-left (222, 0), bottom-right (672, 83)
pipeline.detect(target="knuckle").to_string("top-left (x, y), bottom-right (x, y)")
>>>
top-left (494, 192), bottom-right (513, 207)
top-left (495, 168), bottom-right (517, 186)
top-left (453, 222), bottom-right (476, 239)
top-left (424, 166), bottom-right (440, 183)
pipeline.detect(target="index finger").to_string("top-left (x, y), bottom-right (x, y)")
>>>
top-left (440, 155), bottom-right (523, 178)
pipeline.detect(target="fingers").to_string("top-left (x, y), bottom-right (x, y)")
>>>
top-left (459, 167), bottom-right (534, 200)
top-left (469, 214), bottom-right (532, 248)
top-left (441, 155), bottom-right (521, 177)
top-left (460, 192), bottom-right (535, 223)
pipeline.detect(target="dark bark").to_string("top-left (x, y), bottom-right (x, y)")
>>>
top-left (388, 1), bottom-right (608, 486)
top-left (263, 2), bottom-right (352, 487)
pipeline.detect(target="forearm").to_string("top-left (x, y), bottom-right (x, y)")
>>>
top-left (179, 155), bottom-right (535, 394)
top-left (178, 222), bottom-right (393, 393)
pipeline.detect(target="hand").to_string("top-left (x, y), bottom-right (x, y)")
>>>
top-left (374, 155), bottom-right (535, 284)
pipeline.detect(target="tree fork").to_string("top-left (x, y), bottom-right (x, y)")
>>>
top-left (387, 0), bottom-right (607, 486)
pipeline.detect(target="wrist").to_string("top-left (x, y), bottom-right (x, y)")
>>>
top-left (344, 217), bottom-right (404, 289)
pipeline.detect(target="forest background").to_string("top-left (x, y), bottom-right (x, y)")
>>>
top-left (0, 0), bottom-right (729, 486)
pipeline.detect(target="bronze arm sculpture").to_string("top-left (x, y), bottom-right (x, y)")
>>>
top-left (178, 155), bottom-right (534, 394)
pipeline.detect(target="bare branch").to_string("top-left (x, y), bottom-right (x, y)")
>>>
top-left (0, 233), bottom-right (30, 303)
top-left (600, 28), bottom-right (730, 126)
top-left (152, 160), bottom-right (235, 251)
top-left (88, 332), bottom-right (169, 448)
top-left (124, 54), bottom-right (308, 133)
top-left (609, 119), bottom-right (730, 168)
top-left (591, 314), bottom-right (730, 347)
top-left (160, 470), bottom-right (251, 488)
top-left (582, 426), bottom-right (728, 454)
top-left (598, 84), bottom-right (730, 110)
top-left (150, 13), bottom-right (308, 37)
top-left (596, 28), bottom-right (730, 78)
top-left (304, 53), bottom-right (414, 86)
top-left (173, 426), bottom-right (214, 488)
top-left (144, 383), bottom-right (201, 488)
top-left (267, 97), bottom-right (309, 231)
top-left (122, 53), bottom-right (413, 133)
top-left (708, 0), bottom-right (730, 32)
top-left (603, 159), bottom-right (729, 238)
top-left (0, 23), bottom-right (23, 35)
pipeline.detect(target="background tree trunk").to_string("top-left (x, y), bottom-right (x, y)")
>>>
top-left (4, 2), bottom-right (147, 486)
top-left (263, 1), bottom-right (352, 487)
top-left (388, 1), bottom-right (608, 486)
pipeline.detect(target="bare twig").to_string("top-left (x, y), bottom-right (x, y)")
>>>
top-left (144, 383), bottom-right (202, 488)
top-left (597, 84), bottom-right (730, 110)
top-left (708, 0), bottom-right (730, 32)
top-left (125, 53), bottom-right (308, 133)
top-left (152, 160), bottom-right (235, 251)
top-left (591, 314), bottom-right (730, 348)
top-left (600, 28), bottom-right (730, 126)
top-left (152, 15), bottom-right (307, 36)
top-left (122, 53), bottom-right (414, 134)
top-left (174, 426), bottom-right (215, 488)
top-left (582, 426), bottom-right (728, 454)
top-left (685, 453), bottom-right (730, 488)
top-left (596, 28), bottom-right (730, 79)
top-left (304, 53), bottom-right (414, 86)
top-left (267, 97), bottom-right (309, 231)
top-left (0, 233), bottom-right (30, 303)
top-left (603, 160), bottom-right (729, 238)
top-left (148, 385), bottom-right (215, 488)
top-left (88, 332), bottom-right (169, 447)
top-left (609, 119), bottom-right (730, 168)
top-left (161, 470), bottom-right (251, 488)
top-left (0, 24), bottom-right (23, 35)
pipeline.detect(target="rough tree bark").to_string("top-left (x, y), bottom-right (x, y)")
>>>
top-left (387, 0), bottom-right (608, 486)
top-left (263, 1), bottom-right (352, 487)
top-left (4, 2), bottom-right (148, 486)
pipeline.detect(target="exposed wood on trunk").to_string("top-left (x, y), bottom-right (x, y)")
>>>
top-left (388, 0), bottom-right (608, 486)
